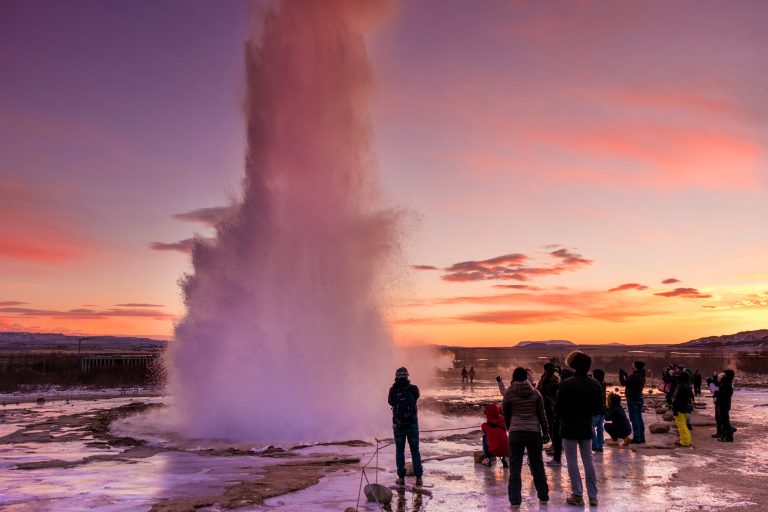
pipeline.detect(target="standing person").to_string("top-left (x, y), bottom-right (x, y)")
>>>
top-left (536, 363), bottom-right (560, 459)
top-left (672, 371), bottom-right (694, 447)
top-left (502, 367), bottom-right (550, 508)
top-left (468, 366), bottom-right (476, 385)
top-left (591, 369), bottom-right (607, 452)
top-left (548, 366), bottom-right (570, 466)
top-left (556, 351), bottom-right (602, 507)
top-left (480, 404), bottom-right (509, 467)
top-left (693, 369), bottom-right (702, 396)
top-left (619, 361), bottom-right (646, 444)
top-left (714, 369), bottom-right (736, 442)
top-left (387, 367), bottom-right (423, 486)
top-left (461, 366), bottom-right (468, 384)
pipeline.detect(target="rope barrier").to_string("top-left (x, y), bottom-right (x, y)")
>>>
top-left (354, 425), bottom-right (478, 511)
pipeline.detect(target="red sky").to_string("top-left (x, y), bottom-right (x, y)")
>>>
top-left (1, 0), bottom-right (766, 344)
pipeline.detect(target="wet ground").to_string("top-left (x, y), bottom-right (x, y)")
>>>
top-left (1, 383), bottom-right (767, 511)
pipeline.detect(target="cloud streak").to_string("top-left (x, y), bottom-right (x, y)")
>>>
top-left (173, 206), bottom-right (233, 228)
top-left (654, 287), bottom-right (712, 299)
top-left (0, 306), bottom-right (174, 321)
top-left (441, 248), bottom-right (593, 282)
top-left (609, 283), bottom-right (649, 292)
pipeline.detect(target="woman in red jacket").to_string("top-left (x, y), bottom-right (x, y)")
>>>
top-left (481, 403), bottom-right (509, 467)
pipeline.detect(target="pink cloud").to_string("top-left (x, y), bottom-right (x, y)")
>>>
top-left (173, 206), bottom-right (233, 228)
top-left (654, 288), bottom-right (712, 299)
top-left (0, 305), bottom-right (175, 321)
top-left (412, 264), bottom-right (438, 271)
top-left (662, 278), bottom-right (681, 284)
top-left (442, 248), bottom-right (592, 282)
top-left (609, 283), bottom-right (649, 292)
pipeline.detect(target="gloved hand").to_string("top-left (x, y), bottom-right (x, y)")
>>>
top-left (495, 376), bottom-right (502, 383)
top-left (542, 433), bottom-right (551, 444)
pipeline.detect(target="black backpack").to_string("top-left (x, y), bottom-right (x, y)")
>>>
top-left (393, 386), bottom-right (417, 426)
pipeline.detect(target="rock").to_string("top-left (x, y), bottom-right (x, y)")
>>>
top-left (694, 402), bottom-right (707, 409)
top-left (473, 451), bottom-right (485, 464)
top-left (364, 483), bottom-right (392, 505)
top-left (344, 508), bottom-right (357, 512)
top-left (662, 411), bottom-right (675, 421)
top-left (650, 423), bottom-right (671, 433)
top-left (655, 407), bottom-right (669, 414)
top-left (35, 397), bottom-right (46, 406)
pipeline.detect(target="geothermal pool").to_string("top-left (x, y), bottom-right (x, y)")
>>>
top-left (1, 382), bottom-right (767, 511)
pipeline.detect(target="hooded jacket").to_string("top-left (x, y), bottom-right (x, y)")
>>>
top-left (672, 382), bottom-right (694, 415)
top-left (481, 404), bottom-right (510, 456)
top-left (604, 393), bottom-right (632, 439)
top-left (556, 372), bottom-right (603, 440)
top-left (502, 380), bottom-right (549, 435)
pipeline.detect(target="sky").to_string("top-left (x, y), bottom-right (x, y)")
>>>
top-left (1, 0), bottom-right (766, 345)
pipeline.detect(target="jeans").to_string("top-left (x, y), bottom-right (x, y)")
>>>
top-left (564, 438), bottom-right (598, 499)
top-left (627, 399), bottom-right (645, 443)
top-left (482, 434), bottom-right (490, 459)
top-left (674, 412), bottom-right (691, 446)
top-left (394, 423), bottom-right (423, 478)
top-left (508, 430), bottom-right (548, 505)
top-left (591, 415), bottom-right (605, 450)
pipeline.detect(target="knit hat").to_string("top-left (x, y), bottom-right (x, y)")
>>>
top-left (634, 361), bottom-right (646, 370)
top-left (395, 367), bottom-right (409, 380)
top-left (565, 350), bottom-right (592, 375)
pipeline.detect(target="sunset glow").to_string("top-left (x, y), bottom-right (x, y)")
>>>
top-left (1, 0), bottom-right (765, 345)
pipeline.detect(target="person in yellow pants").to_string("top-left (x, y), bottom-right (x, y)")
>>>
top-left (672, 372), bottom-right (694, 447)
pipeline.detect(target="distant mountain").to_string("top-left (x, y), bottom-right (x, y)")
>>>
top-left (681, 329), bottom-right (768, 349)
top-left (0, 332), bottom-right (167, 354)
top-left (516, 340), bottom-right (575, 348)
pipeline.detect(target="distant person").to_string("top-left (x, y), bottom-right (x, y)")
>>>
top-left (461, 366), bottom-right (469, 384)
top-left (603, 392), bottom-right (632, 445)
top-left (388, 367), bottom-right (423, 486)
top-left (693, 369), bottom-right (702, 396)
top-left (671, 371), bottom-right (694, 447)
top-left (536, 363), bottom-right (560, 459)
top-left (619, 361), bottom-right (646, 444)
top-left (556, 351), bottom-right (602, 507)
top-left (480, 403), bottom-right (509, 467)
top-left (502, 367), bottom-right (550, 507)
top-left (468, 366), bottom-right (476, 385)
top-left (591, 369), bottom-right (607, 452)
top-left (713, 369), bottom-right (736, 442)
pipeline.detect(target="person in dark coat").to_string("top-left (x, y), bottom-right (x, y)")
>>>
top-left (591, 369), bottom-right (607, 452)
top-left (603, 393), bottom-right (632, 444)
top-left (387, 367), bottom-right (423, 486)
top-left (672, 371), bottom-right (694, 447)
top-left (547, 366), bottom-right (568, 466)
top-left (692, 369), bottom-right (703, 396)
top-left (619, 361), bottom-right (646, 444)
top-left (503, 367), bottom-right (550, 507)
top-left (556, 351), bottom-right (602, 507)
top-left (713, 369), bottom-right (736, 442)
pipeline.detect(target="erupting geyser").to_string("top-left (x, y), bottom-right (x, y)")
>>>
top-left (167, 0), bottom-right (400, 442)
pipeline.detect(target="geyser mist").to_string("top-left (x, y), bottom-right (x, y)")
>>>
top-left (167, 0), bottom-right (401, 443)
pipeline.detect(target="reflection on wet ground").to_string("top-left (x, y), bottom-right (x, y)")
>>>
top-left (0, 387), bottom-right (766, 511)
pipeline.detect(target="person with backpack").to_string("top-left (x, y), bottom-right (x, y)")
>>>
top-left (672, 371), bottom-right (694, 447)
top-left (502, 367), bottom-right (550, 507)
top-left (387, 367), bottom-right (423, 486)
top-left (619, 360), bottom-right (646, 444)
top-left (480, 403), bottom-right (509, 467)
top-left (556, 351), bottom-right (602, 507)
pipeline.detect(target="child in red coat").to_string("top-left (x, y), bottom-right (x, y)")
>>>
top-left (481, 403), bottom-right (510, 467)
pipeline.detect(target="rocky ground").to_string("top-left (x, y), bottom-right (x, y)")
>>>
top-left (0, 384), bottom-right (766, 511)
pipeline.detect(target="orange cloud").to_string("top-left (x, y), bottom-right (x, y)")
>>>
top-left (662, 278), bottom-right (681, 284)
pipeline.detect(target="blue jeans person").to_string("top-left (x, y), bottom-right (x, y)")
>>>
top-left (627, 399), bottom-right (645, 443)
top-left (394, 423), bottom-right (423, 478)
top-left (508, 430), bottom-right (548, 505)
top-left (591, 414), bottom-right (605, 450)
